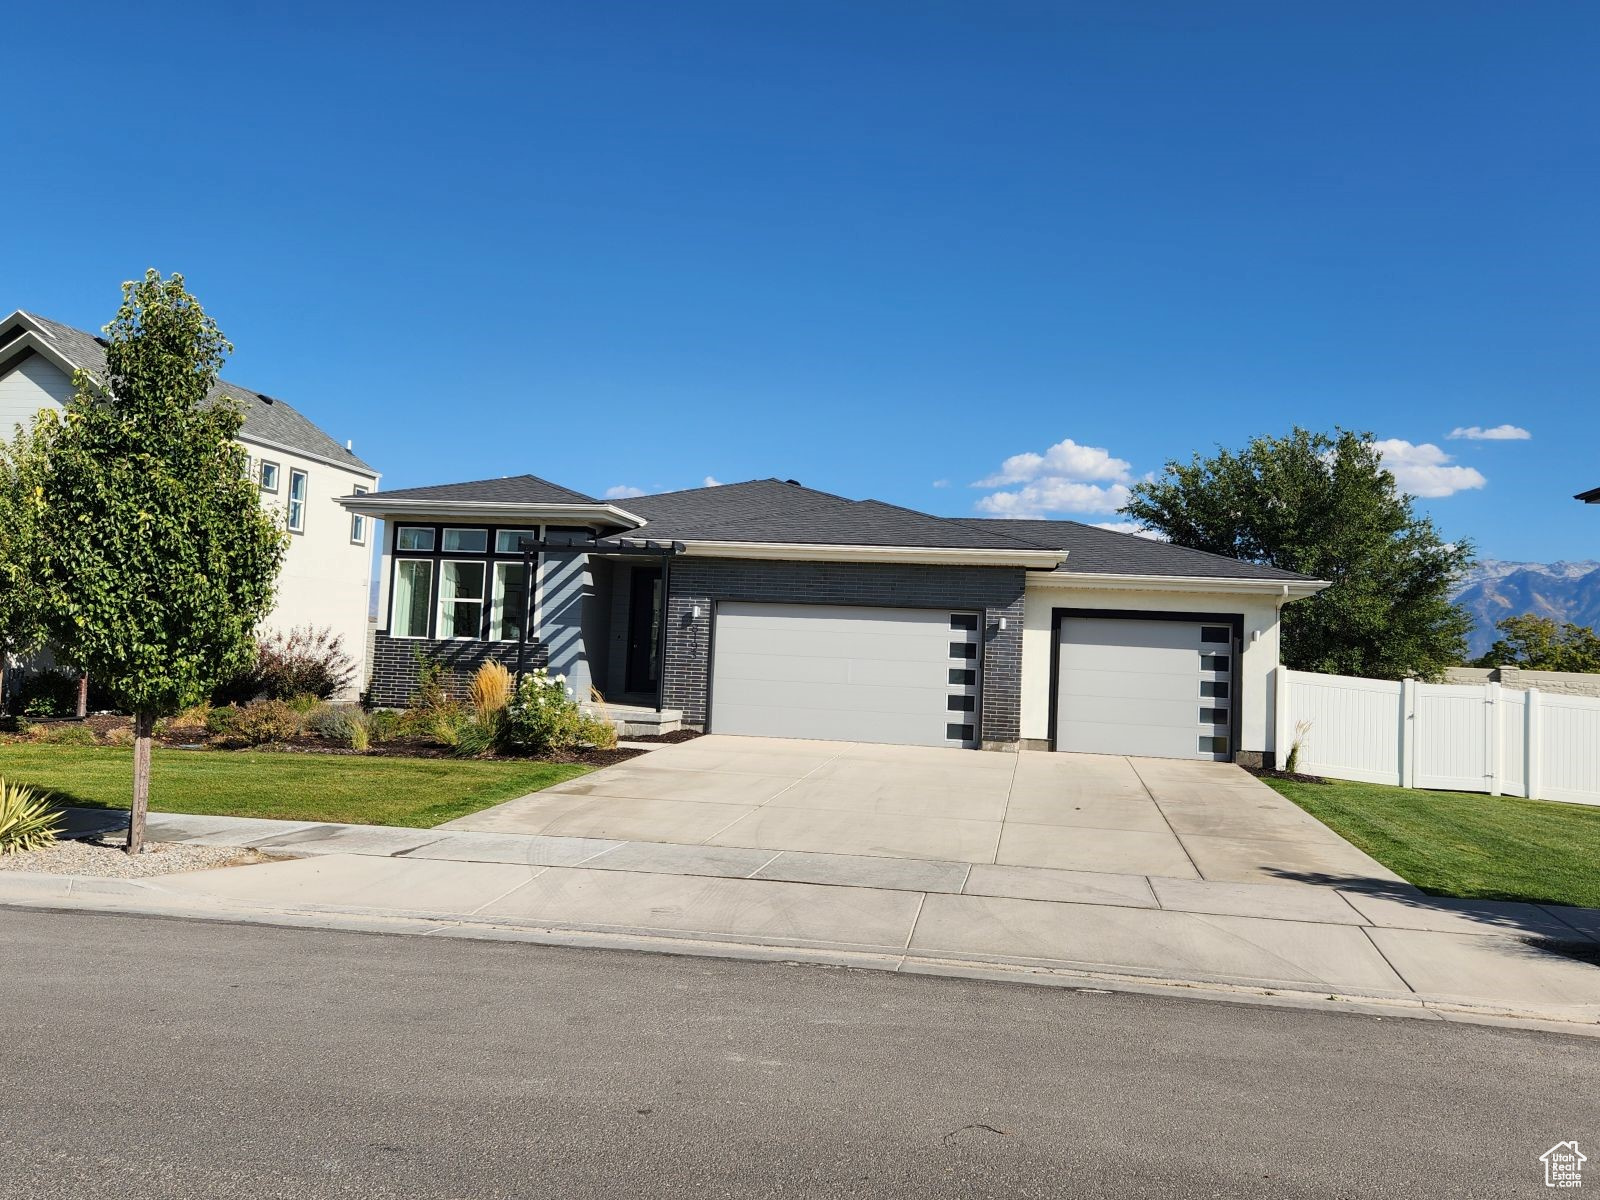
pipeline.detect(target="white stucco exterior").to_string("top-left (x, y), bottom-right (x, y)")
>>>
top-left (0, 354), bottom-right (377, 696)
top-left (1021, 574), bottom-right (1289, 756)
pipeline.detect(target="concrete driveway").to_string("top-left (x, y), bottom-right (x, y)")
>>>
top-left (443, 735), bottom-right (1400, 887)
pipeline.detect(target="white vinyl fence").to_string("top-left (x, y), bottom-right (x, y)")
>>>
top-left (1275, 667), bottom-right (1600, 807)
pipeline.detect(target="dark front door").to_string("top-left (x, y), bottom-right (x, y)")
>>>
top-left (625, 567), bottom-right (663, 694)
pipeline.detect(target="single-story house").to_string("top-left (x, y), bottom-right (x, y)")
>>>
top-left (340, 476), bottom-right (1326, 764)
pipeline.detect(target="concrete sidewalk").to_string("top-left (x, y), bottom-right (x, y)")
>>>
top-left (6, 805), bottom-right (1597, 1030)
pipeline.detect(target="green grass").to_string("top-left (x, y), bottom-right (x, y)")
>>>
top-left (1262, 776), bottom-right (1600, 910)
top-left (0, 745), bottom-right (591, 829)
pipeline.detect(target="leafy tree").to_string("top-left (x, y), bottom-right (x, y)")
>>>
top-left (1475, 614), bottom-right (1600, 673)
top-left (0, 419), bottom-right (54, 700)
top-left (1122, 427), bottom-right (1474, 680)
top-left (38, 271), bottom-right (285, 852)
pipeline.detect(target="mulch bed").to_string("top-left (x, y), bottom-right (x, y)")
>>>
top-left (1242, 765), bottom-right (1330, 785)
top-left (624, 729), bottom-right (704, 745)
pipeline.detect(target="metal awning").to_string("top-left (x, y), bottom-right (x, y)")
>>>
top-left (517, 534), bottom-right (686, 556)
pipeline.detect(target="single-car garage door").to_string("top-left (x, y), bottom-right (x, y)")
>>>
top-left (711, 602), bottom-right (982, 748)
top-left (1055, 616), bottom-right (1234, 761)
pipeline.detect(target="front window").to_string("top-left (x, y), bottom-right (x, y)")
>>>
top-left (286, 469), bottom-right (308, 532)
top-left (438, 561), bottom-right (486, 639)
top-left (393, 560), bottom-right (434, 638)
top-left (491, 561), bottom-right (530, 641)
top-left (495, 529), bottom-right (537, 554)
top-left (349, 485), bottom-right (369, 545)
top-left (259, 460), bottom-right (280, 492)
top-left (396, 526), bottom-right (435, 552)
top-left (442, 527), bottom-right (488, 553)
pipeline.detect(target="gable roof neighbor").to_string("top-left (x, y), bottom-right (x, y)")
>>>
top-left (0, 310), bottom-right (376, 474)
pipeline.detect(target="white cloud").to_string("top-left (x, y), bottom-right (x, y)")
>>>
top-left (975, 480), bottom-right (1132, 517)
top-left (702, 475), bottom-right (723, 488)
top-left (1448, 424), bottom-right (1531, 441)
top-left (1092, 521), bottom-right (1164, 540)
top-left (972, 438), bottom-right (1132, 488)
top-left (604, 484), bottom-right (646, 499)
top-left (1370, 439), bottom-right (1487, 498)
top-left (931, 479), bottom-right (951, 488)
top-left (971, 436), bottom-right (1136, 517)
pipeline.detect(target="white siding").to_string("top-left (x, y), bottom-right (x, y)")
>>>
top-left (1022, 579), bottom-right (1283, 754)
top-left (250, 440), bottom-right (377, 698)
top-left (0, 355), bottom-right (72, 434)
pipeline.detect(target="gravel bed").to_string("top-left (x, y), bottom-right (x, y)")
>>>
top-left (0, 838), bottom-right (269, 879)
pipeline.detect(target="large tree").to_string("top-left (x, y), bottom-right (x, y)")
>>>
top-left (1475, 615), bottom-right (1600, 673)
top-left (39, 271), bottom-right (284, 852)
top-left (1121, 427), bottom-right (1474, 680)
top-left (0, 419), bottom-right (54, 699)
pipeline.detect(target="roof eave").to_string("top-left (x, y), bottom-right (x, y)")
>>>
top-left (1029, 570), bottom-right (1328, 598)
top-left (239, 432), bottom-right (378, 478)
top-left (337, 496), bottom-right (646, 526)
top-left (680, 540), bottom-right (1068, 567)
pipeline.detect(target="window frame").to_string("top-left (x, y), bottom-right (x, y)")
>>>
top-left (259, 460), bottom-right (280, 493)
top-left (349, 485), bottom-right (369, 545)
top-left (391, 558), bottom-right (436, 640)
top-left (442, 527), bottom-right (489, 554)
top-left (395, 526), bottom-right (436, 552)
top-left (436, 558), bottom-right (489, 641)
top-left (286, 468), bottom-right (308, 533)
top-left (490, 559), bottom-right (532, 643)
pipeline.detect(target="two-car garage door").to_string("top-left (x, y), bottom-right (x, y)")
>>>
top-left (710, 602), bottom-right (981, 748)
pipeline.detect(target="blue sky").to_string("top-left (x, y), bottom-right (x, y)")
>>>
top-left (6, 2), bottom-right (1596, 562)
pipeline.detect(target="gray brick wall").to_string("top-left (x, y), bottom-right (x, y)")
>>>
top-left (661, 558), bottom-right (1027, 745)
top-left (367, 632), bottom-right (546, 707)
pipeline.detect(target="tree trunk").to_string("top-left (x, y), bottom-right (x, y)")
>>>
top-left (77, 673), bottom-right (89, 719)
top-left (128, 710), bottom-right (154, 855)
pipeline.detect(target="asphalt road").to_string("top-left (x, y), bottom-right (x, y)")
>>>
top-left (2, 908), bottom-right (1596, 1199)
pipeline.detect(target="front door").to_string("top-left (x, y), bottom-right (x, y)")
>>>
top-left (625, 567), bottom-right (663, 694)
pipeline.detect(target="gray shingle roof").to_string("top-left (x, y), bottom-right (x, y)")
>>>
top-left (955, 518), bottom-right (1316, 582)
top-left (16, 312), bottom-right (376, 474)
top-left (361, 474), bottom-right (602, 505)
top-left (623, 479), bottom-right (1055, 551)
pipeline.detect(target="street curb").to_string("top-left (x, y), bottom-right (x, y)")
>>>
top-left (3, 875), bottom-right (1596, 1037)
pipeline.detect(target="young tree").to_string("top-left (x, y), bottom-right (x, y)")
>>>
top-left (1122, 427), bottom-right (1474, 680)
top-left (0, 419), bottom-right (54, 701)
top-left (39, 271), bottom-right (285, 852)
top-left (1476, 614), bottom-right (1600, 673)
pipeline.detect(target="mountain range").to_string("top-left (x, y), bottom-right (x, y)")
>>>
top-left (1450, 559), bottom-right (1600, 659)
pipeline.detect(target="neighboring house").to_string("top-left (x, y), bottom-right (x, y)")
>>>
top-left (0, 310), bottom-right (379, 693)
top-left (342, 476), bottom-right (1325, 764)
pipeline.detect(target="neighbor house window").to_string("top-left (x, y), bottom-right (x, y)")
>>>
top-left (286, 469), bottom-right (308, 533)
top-left (495, 529), bottom-right (537, 554)
top-left (441, 527), bottom-right (488, 553)
top-left (438, 561), bottom-right (486, 639)
top-left (349, 485), bottom-right (369, 545)
top-left (396, 526), bottom-right (435, 552)
top-left (259, 460), bottom-right (280, 493)
top-left (393, 560), bottom-right (434, 638)
top-left (491, 561), bottom-right (530, 641)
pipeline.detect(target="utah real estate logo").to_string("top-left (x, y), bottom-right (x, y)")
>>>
top-left (1542, 1142), bottom-right (1586, 1189)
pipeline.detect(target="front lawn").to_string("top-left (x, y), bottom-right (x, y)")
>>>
top-left (0, 745), bottom-right (590, 829)
top-left (1261, 776), bottom-right (1600, 910)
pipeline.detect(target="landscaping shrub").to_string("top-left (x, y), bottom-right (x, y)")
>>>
top-left (23, 722), bottom-right (97, 747)
top-left (578, 714), bottom-right (619, 750)
top-left (205, 705), bottom-right (244, 739)
top-left (215, 626), bottom-right (357, 704)
top-left (364, 709), bottom-right (403, 744)
top-left (13, 670), bottom-right (80, 718)
top-left (104, 726), bottom-right (135, 748)
top-left (0, 778), bottom-right (63, 854)
top-left (498, 670), bottom-right (584, 754)
top-left (468, 661), bottom-right (513, 722)
top-left (305, 703), bottom-right (371, 751)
